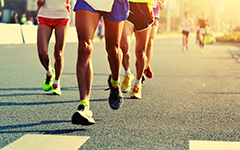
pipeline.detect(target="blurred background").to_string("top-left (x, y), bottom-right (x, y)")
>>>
top-left (0, 0), bottom-right (239, 37)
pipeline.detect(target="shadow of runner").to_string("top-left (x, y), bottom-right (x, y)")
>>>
top-left (0, 120), bottom-right (86, 134)
top-left (0, 100), bottom-right (80, 106)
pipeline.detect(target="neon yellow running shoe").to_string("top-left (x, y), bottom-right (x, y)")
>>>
top-left (131, 84), bottom-right (142, 99)
top-left (121, 71), bottom-right (134, 93)
top-left (52, 83), bottom-right (62, 95)
top-left (43, 68), bottom-right (55, 91)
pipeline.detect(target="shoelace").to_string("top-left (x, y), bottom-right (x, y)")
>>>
top-left (133, 85), bottom-right (139, 93)
top-left (52, 84), bottom-right (58, 89)
top-left (122, 76), bottom-right (130, 86)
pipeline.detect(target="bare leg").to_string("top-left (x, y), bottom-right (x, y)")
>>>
top-left (75, 10), bottom-right (100, 102)
top-left (120, 21), bottom-right (134, 71)
top-left (54, 25), bottom-right (68, 80)
top-left (146, 25), bottom-right (158, 68)
top-left (104, 18), bottom-right (124, 81)
top-left (135, 28), bottom-right (151, 80)
top-left (37, 24), bottom-right (53, 71)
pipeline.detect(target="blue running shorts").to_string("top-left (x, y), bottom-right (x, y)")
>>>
top-left (74, 0), bottom-right (129, 22)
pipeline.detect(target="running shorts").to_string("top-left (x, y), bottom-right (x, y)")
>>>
top-left (73, 0), bottom-right (129, 22)
top-left (199, 28), bottom-right (206, 35)
top-left (182, 30), bottom-right (189, 36)
top-left (38, 17), bottom-right (69, 29)
top-left (127, 2), bottom-right (154, 31)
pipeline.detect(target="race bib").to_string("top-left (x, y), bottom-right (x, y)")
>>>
top-left (84, 0), bottom-right (115, 12)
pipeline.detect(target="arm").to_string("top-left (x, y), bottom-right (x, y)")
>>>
top-left (37, 0), bottom-right (45, 7)
top-left (159, 0), bottom-right (167, 10)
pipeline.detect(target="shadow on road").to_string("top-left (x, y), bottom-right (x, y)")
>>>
top-left (0, 100), bottom-right (80, 106)
top-left (0, 120), bottom-right (85, 134)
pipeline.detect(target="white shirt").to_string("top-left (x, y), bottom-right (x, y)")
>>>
top-left (182, 17), bottom-right (192, 32)
top-left (37, 0), bottom-right (70, 19)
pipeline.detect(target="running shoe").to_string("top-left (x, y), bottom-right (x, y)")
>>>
top-left (51, 83), bottom-right (62, 95)
top-left (106, 75), bottom-right (123, 110)
top-left (131, 84), bottom-right (142, 99)
top-left (199, 46), bottom-right (204, 53)
top-left (121, 71), bottom-right (134, 93)
top-left (71, 104), bottom-right (95, 125)
top-left (43, 68), bottom-right (55, 91)
top-left (144, 66), bottom-right (153, 78)
top-left (182, 46), bottom-right (187, 51)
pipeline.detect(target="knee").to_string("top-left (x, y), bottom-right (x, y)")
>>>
top-left (135, 49), bottom-right (145, 60)
top-left (54, 50), bottom-right (64, 61)
top-left (38, 48), bottom-right (48, 57)
top-left (106, 43), bottom-right (121, 57)
top-left (78, 40), bottom-right (93, 61)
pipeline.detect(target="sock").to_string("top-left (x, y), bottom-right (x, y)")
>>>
top-left (80, 100), bottom-right (89, 108)
top-left (125, 69), bottom-right (131, 76)
top-left (111, 77), bottom-right (119, 88)
top-left (46, 67), bottom-right (52, 76)
top-left (53, 79), bottom-right (59, 85)
top-left (134, 79), bottom-right (141, 85)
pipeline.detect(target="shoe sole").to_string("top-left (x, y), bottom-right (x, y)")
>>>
top-left (121, 88), bottom-right (130, 93)
top-left (131, 95), bottom-right (141, 99)
top-left (71, 112), bottom-right (95, 126)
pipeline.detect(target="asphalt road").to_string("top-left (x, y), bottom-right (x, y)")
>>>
top-left (1, 36), bottom-right (240, 150)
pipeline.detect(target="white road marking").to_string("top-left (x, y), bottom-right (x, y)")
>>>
top-left (190, 140), bottom-right (240, 150)
top-left (2, 134), bottom-right (90, 150)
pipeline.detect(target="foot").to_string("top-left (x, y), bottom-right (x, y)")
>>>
top-left (107, 75), bottom-right (123, 110)
top-left (144, 66), bottom-right (153, 78)
top-left (199, 46), bottom-right (204, 53)
top-left (51, 83), bottom-right (62, 95)
top-left (121, 71), bottom-right (134, 93)
top-left (71, 104), bottom-right (95, 125)
top-left (182, 46), bottom-right (187, 51)
top-left (43, 68), bottom-right (55, 91)
top-left (131, 84), bottom-right (142, 99)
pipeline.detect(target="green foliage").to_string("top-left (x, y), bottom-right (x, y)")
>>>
top-left (233, 26), bottom-right (240, 32)
top-left (216, 31), bottom-right (240, 42)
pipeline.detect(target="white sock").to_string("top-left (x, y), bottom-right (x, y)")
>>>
top-left (134, 79), bottom-right (141, 85)
top-left (46, 67), bottom-right (52, 75)
top-left (53, 79), bottom-right (60, 85)
top-left (125, 69), bottom-right (131, 76)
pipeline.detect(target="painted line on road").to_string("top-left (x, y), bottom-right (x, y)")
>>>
top-left (190, 140), bottom-right (240, 150)
top-left (2, 134), bottom-right (90, 150)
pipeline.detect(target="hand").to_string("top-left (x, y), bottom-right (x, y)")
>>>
top-left (159, 0), bottom-right (167, 10)
top-left (37, 0), bottom-right (45, 7)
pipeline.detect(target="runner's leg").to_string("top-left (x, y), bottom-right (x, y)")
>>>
top-left (37, 24), bottom-right (53, 71)
top-left (75, 10), bottom-right (100, 102)
top-left (121, 21), bottom-right (134, 71)
top-left (104, 18), bottom-right (124, 81)
top-left (134, 28), bottom-right (151, 80)
top-left (54, 25), bottom-right (68, 80)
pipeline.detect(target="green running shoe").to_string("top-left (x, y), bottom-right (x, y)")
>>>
top-left (43, 68), bottom-right (55, 91)
top-left (52, 83), bottom-right (62, 95)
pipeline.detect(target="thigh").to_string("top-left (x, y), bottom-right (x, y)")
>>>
top-left (54, 25), bottom-right (68, 51)
top-left (75, 10), bottom-right (100, 42)
top-left (120, 21), bottom-right (134, 53)
top-left (135, 28), bottom-right (151, 53)
top-left (104, 18), bottom-right (125, 50)
top-left (37, 24), bottom-right (53, 52)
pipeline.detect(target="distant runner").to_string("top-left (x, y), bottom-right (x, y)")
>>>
top-left (197, 13), bottom-right (210, 52)
top-left (37, 0), bottom-right (70, 95)
top-left (181, 11), bottom-right (193, 51)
